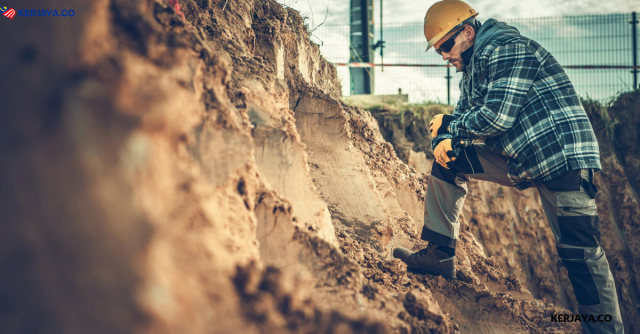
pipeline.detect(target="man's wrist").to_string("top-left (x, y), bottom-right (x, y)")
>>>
top-left (431, 133), bottom-right (453, 150)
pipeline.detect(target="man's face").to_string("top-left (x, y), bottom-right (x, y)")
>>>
top-left (434, 25), bottom-right (474, 72)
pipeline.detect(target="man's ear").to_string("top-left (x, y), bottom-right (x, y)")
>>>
top-left (465, 25), bottom-right (475, 41)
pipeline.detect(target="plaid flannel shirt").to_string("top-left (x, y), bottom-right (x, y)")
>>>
top-left (436, 22), bottom-right (601, 187)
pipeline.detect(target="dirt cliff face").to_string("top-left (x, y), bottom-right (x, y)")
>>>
top-left (0, 0), bottom-right (599, 333)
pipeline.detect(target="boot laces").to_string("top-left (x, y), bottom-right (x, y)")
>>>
top-left (412, 243), bottom-right (435, 257)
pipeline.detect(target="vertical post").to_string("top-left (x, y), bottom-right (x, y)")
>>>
top-left (632, 12), bottom-right (638, 90)
top-left (380, 0), bottom-right (384, 72)
top-left (446, 66), bottom-right (452, 105)
top-left (349, 0), bottom-right (374, 95)
top-left (367, 0), bottom-right (375, 93)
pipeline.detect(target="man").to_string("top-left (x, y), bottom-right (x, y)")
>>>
top-left (392, 0), bottom-right (624, 332)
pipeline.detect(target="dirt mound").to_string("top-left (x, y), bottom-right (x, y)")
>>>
top-left (0, 0), bottom-right (596, 333)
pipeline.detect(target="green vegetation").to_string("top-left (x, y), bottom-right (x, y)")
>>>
top-left (581, 97), bottom-right (619, 146)
top-left (397, 103), bottom-right (453, 125)
top-left (345, 99), bottom-right (453, 125)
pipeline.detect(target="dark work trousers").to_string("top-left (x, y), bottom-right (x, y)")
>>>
top-left (422, 143), bottom-right (623, 334)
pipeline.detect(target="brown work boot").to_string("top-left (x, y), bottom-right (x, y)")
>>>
top-left (393, 243), bottom-right (456, 280)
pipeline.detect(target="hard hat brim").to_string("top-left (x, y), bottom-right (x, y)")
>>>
top-left (425, 30), bottom-right (451, 52)
top-left (425, 13), bottom-right (479, 52)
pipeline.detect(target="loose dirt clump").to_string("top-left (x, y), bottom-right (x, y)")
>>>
top-left (233, 262), bottom-right (388, 334)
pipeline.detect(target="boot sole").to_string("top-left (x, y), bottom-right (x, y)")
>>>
top-left (407, 265), bottom-right (457, 281)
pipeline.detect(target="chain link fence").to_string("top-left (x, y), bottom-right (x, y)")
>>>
top-left (314, 13), bottom-right (639, 104)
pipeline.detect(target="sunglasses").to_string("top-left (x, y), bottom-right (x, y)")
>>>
top-left (435, 28), bottom-right (464, 55)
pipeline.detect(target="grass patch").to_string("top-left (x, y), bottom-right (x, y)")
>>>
top-left (581, 97), bottom-right (619, 146)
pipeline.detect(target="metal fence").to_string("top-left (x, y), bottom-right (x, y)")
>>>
top-left (313, 13), bottom-right (639, 104)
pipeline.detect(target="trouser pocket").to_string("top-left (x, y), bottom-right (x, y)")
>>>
top-left (540, 169), bottom-right (601, 248)
top-left (555, 190), bottom-right (600, 247)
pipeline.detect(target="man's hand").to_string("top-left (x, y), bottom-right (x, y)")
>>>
top-left (434, 138), bottom-right (456, 168)
top-left (429, 114), bottom-right (454, 137)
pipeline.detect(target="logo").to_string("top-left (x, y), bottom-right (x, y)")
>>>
top-left (1, 7), bottom-right (16, 19)
top-left (0, 8), bottom-right (76, 19)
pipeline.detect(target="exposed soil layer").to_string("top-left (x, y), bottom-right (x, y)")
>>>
top-left (1, 0), bottom-right (622, 333)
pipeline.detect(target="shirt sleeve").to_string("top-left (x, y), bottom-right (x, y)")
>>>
top-left (431, 133), bottom-right (453, 151)
top-left (448, 42), bottom-right (541, 139)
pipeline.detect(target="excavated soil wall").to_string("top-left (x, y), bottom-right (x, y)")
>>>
top-left (0, 0), bottom-right (614, 333)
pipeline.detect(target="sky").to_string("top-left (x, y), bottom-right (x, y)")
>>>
top-left (277, 0), bottom-right (639, 28)
top-left (276, 0), bottom-right (640, 103)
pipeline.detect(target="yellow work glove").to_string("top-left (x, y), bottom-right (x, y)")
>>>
top-left (434, 138), bottom-right (456, 168)
top-left (429, 114), bottom-right (454, 137)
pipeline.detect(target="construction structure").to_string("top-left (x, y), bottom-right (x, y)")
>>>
top-left (349, 0), bottom-right (375, 95)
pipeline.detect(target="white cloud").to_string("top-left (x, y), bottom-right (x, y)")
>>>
top-left (276, 0), bottom-right (639, 26)
top-left (383, 0), bottom-right (638, 24)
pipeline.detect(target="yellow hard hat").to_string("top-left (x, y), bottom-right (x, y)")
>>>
top-left (424, 0), bottom-right (479, 52)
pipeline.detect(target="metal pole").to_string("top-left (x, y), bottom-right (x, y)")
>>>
top-left (632, 12), bottom-right (638, 90)
top-left (362, 0), bottom-right (372, 94)
top-left (380, 0), bottom-right (383, 72)
top-left (446, 66), bottom-right (451, 105)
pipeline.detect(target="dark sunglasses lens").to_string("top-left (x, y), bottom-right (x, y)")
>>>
top-left (435, 29), bottom-right (460, 55)
top-left (440, 39), bottom-right (455, 53)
